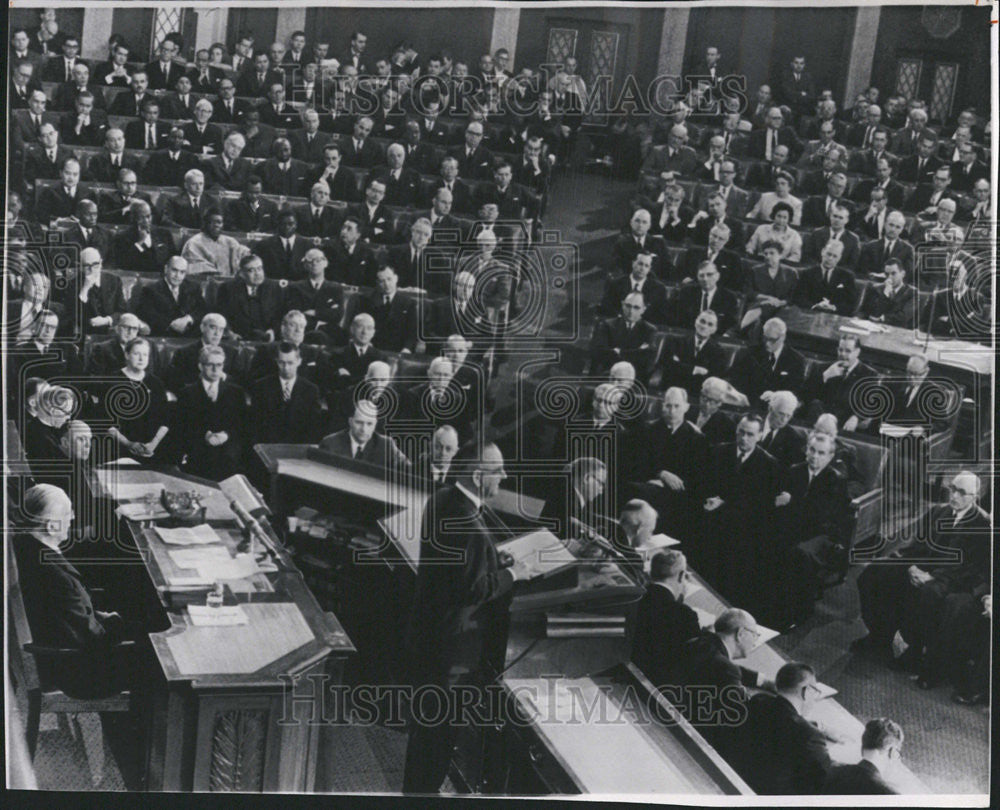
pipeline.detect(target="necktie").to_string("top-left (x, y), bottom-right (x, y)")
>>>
top-left (47, 149), bottom-right (56, 163)
top-left (227, 101), bottom-right (233, 115)
top-left (353, 443), bottom-right (363, 459)
top-left (147, 124), bottom-right (155, 149)
top-left (883, 240), bottom-right (892, 262)
top-left (282, 382), bottom-right (291, 402)
top-left (285, 239), bottom-right (292, 259)
top-left (700, 291), bottom-right (708, 312)
top-left (33, 115), bottom-right (41, 134)
top-left (66, 61), bottom-right (72, 82)
top-left (192, 196), bottom-right (200, 210)
top-left (383, 294), bottom-right (391, 307)
top-left (826, 198), bottom-right (833, 218)
top-left (767, 129), bottom-right (774, 159)
top-left (769, 353), bottom-right (777, 370)
top-left (863, 126), bottom-right (873, 149)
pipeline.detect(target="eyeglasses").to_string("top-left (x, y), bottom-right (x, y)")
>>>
top-left (948, 485), bottom-right (974, 497)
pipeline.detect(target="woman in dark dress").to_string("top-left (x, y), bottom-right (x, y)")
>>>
top-left (102, 337), bottom-right (170, 462)
top-left (742, 239), bottom-right (798, 336)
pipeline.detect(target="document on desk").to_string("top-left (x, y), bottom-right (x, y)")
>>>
top-left (168, 547), bottom-right (260, 583)
top-left (498, 529), bottom-right (578, 579)
top-left (105, 482), bottom-right (164, 501)
top-left (188, 604), bottom-right (249, 626)
top-left (155, 524), bottom-right (223, 546)
top-left (634, 533), bottom-right (681, 559)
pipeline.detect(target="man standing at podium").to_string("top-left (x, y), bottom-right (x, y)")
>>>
top-left (403, 442), bottom-right (528, 793)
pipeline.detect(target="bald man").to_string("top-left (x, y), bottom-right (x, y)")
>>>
top-left (855, 472), bottom-right (989, 675)
top-left (12, 484), bottom-right (136, 700)
top-left (416, 425), bottom-right (461, 487)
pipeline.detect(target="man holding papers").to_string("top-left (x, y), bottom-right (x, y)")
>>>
top-left (403, 443), bottom-right (529, 794)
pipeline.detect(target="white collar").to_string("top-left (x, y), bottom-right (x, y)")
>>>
top-left (456, 481), bottom-right (482, 510)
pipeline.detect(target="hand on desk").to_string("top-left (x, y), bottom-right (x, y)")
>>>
top-left (658, 471), bottom-right (685, 491)
top-left (812, 299), bottom-right (837, 312)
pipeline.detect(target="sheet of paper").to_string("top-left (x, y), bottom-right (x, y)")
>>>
top-left (188, 605), bottom-right (249, 626)
top-left (838, 325), bottom-right (871, 336)
top-left (105, 483), bottom-right (164, 501)
top-left (815, 681), bottom-right (838, 699)
top-left (499, 529), bottom-right (577, 579)
top-left (635, 533), bottom-right (681, 557)
top-left (693, 606), bottom-right (716, 629)
top-left (104, 458), bottom-right (141, 466)
top-left (196, 554), bottom-right (261, 582)
top-left (116, 502), bottom-right (170, 521)
top-left (169, 546), bottom-right (232, 570)
top-left (155, 524), bottom-right (223, 546)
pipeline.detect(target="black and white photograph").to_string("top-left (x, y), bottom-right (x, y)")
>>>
top-left (3, 0), bottom-right (995, 802)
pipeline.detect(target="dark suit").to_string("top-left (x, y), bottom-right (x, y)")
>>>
top-left (132, 278), bottom-right (207, 336)
top-left (225, 196), bottom-right (278, 233)
top-left (252, 234), bottom-right (311, 281)
top-left (589, 316), bottom-right (658, 382)
top-left (249, 375), bottom-right (323, 444)
top-left (82, 152), bottom-right (140, 185)
top-left (52, 82), bottom-right (107, 113)
top-left (859, 282), bottom-right (916, 328)
top-left (369, 166), bottom-right (423, 208)
top-left (234, 69), bottom-right (283, 98)
top-left (610, 234), bottom-right (671, 282)
top-left (748, 126), bottom-right (802, 160)
top-left (728, 344), bottom-right (806, 402)
top-left (216, 278), bottom-right (285, 340)
top-left (730, 693), bottom-right (831, 794)
top-left (141, 149), bottom-right (200, 188)
top-left (403, 382), bottom-right (476, 442)
top-left (211, 97), bottom-right (252, 125)
top-left (348, 202), bottom-right (395, 245)
top-left (95, 190), bottom-right (152, 226)
top-left (112, 227), bottom-right (173, 274)
top-left (181, 122), bottom-right (223, 156)
top-left (288, 130), bottom-right (331, 164)
top-left (599, 275), bottom-right (669, 324)
top-left (258, 102), bottom-right (302, 130)
top-left (358, 291), bottom-right (419, 353)
top-left (57, 112), bottom-right (106, 147)
top-left (202, 155), bottom-right (251, 192)
top-left (777, 68), bottom-right (816, 118)
top-left (921, 288), bottom-right (988, 341)
top-left (187, 66), bottom-right (225, 93)
top-left (35, 183), bottom-right (82, 223)
top-left (805, 361), bottom-right (879, 426)
top-left (661, 334), bottom-right (728, 398)
top-left (327, 240), bottom-right (378, 287)
top-left (895, 153), bottom-right (940, 184)
top-left (72, 274), bottom-right (127, 335)
top-left (258, 158), bottom-right (310, 197)
top-left (642, 144), bottom-right (699, 175)
top-left (631, 584), bottom-right (701, 687)
top-left (802, 229), bottom-right (861, 271)
top-left (857, 504), bottom-right (990, 650)
top-left (801, 195), bottom-right (853, 228)
top-left (794, 265), bottom-right (858, 315)
top-left (294, 203), bottom-right (341, 239)
top-left (317, 430), bottom-right (410, 471)
top-left (429, 179), bottom-right (474, 215)
top-left (107, 91), bottom-right (152, 118)
top-left (823, 760), bottom-right (896, 795)
top-left (847, 149), bottom-right (896, 178)
top-left (323, 343), bottom-right (384, 392)
top-left (160, 193), bottom-right (221, 229)
top-left (904, 185), bottom-right (955, 215)
top-left (758, 423), bottom-right (806, 469)
top-left (61, 222), bottom-right (113, 260)
top-left (123, 119), bottom-right (170, 151)
top-left (949, 160), bottom-right (989, 193)
top-left (673, 284), bottom-right (740, 334)
top-left (856, 236), bottom-right (914, 277)
top-left (403, 483), bottom-right (515, 793)
top-left (25, 146), bottom-right (77, 183)
top-left (448, 143), bottom-right (496, 180)
top-left (384, 244), bottom-right (432, 290)
top-left (13, 533), bottom-right (133, 700)
top-left (165, 341), bottom-right (240, 394)
top-left (308, 166), bottom-right (359, 203)
top-left (850, 178), bottom-right (905, 211)
top-left (145, 60), bottom-right (182, 91)
top-left (635, 419), bottom-right (709, 540)
top-left (284, 279), bottom-right (345, 338)
top-left (174, 380), bottom-right (247, 480)
top-left (341, 137), bottom-right (383, 169)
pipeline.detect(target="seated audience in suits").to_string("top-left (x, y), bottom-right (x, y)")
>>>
top-left (112, 200), bottom-right (173, 274)
top-left (106, 70), bottom-right (151, 117)
top-left (86, 314), bottom-right (149, 376)
top-left (174, 345), bottom-right (248, 480)
top-left (211, 78), bottom-right (251, 124)
top-left (851, 160), bottom-right (906, 213)
top-left (289, 110), bottom-right (331, 164)
top-left (687, 194), bottom-right (745, 256)
top-left (856, 212), bottom-right (914, 277)
top-left (801, 147), bottom-right (848, 195)
top-left (23, 120), bottom-right (74, 181)
top-left (145, 39), bottom-right (183, 90)
top-left (748, 107), bottom-right (801, 161)
top-left (123, 98), bottom-right (169, 151)
top-left (642, 124), bottom-right (699, 175)
top-left (802, 204), bottom-right (861, 271)
top-left (644, 183), bottom-right (696, 244)
top-left (164, 313), bottom-right (241, 394)
top-left (328, 217), bottom-right (379, 287)
top-left (225, 176), bottom-right (278, 233)
top-left (35, 156), bottom-right (83, 225)
top-left (141, 126), bottom-right (201, 188)
top-left (350, 177), bottom-right (396, 245)
top-left (631, 547), bottom-right (701, 686)
top-left (58, 93), bottom-right (105, 148)
top-left (131, 255), bottom-right (207, 337)
top-left (61, 199), bottom-right (112, 259)
top-left (794, 241), bottom-right (858, 315)
top-left (611, 208), bottom-right (672, 281)
top-left (660, 310), bottom-right (728, 397)
top-left (728, 318), bottom-right (806, 404)
top-left (259, 138), bottom-right (310, 198)
top-left (672, 261), bottom-right (740, 334)
top-left (855, 471), bottom-right (989, 678)
top-left (85, 130), bottom-right (142, 186)
top-left (411, 425), bottom-right (461, 489)
top-left (859, 259), bottom-right (917, 328)
top-left (13, 484), bottom-right (138, 699)
top-left (823, 719), bottom-right (903, 795)
top-left (950, 142), bottom-right (989, 193)
top-left (359, 266), bottom-right (420, 353)
top-left (318, 399), bottom-right (411, 470)
top-left (691, 376), bottom-right (743, 447)
top-left (258, 82), bottom-right (302, 130)
top-left (182, 100), bottom-right (224, 156)
top-left (369, 144), bottom-right (424, 208)
top-left (216, 254), bottom-right (285, 341)
top-left (589, 291), bottom-right (658, 383)
top-left (97, 168), bottom-right (152, 226)
top-left (249, 342), bottom-right (324, 445)
top-left (310, 143), bottom-right (359, 203)
top-left (246, 310), bottom-right (325, 384)
top-left (599, 253), bottom-right (669, 324)
top-left (160, 169), bottom-right (220, 230)
top-left (730, 663), bottom-right (832, 794)
top-left (803, 334), bottom-right (878, 429)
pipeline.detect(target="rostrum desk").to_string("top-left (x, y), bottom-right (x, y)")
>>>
top-left (91, 465), bottom-right (355, 792)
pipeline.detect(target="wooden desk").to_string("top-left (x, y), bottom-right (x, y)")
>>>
top-left (93, 464), bottom-right (355, 792)
top-left (780, 307), bottom-right (992, 388)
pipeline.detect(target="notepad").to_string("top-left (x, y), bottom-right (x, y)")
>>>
top-left (155, 524), bottom-right (222, 546)
top-left (498, 529), bottom-right (578, 580)
top-left (188, 604), bottom-right (249, 626)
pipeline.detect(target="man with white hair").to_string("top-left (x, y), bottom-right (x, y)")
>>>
top-left (181, 98), bottom-right (223, 155)
top-left (132, 255), bottom-right (207, 337)
top-left (12, 484), bottom-right (136, 699)
top-left (73, 246), bottom-right (127, 335)
top-left (757, 390), bottom-right (806, 468)
top-left (370, 143), bottom-right (422, 207)
top-left (289, 108), bottom-right (331, 163)
top-left (387, 218), bottom-right (434, 289)
top-left (360, 265), bottom-right (419, 353)
top-left (643, 124), bottom-right (698, 175)
top-left (204, 131), bottom-right (251, 191)
top-left (855, 471), bottom-right (989, 677)
top-left (88, 313), bottom-right (155, 376)
top-left (417, 425), bottom-right (461, 487)
top-left (728, 317), bottom-right (806, 403)
top-left (891, 107), bottom-right (930, 156)
top-left (404, 356), bottom-right (475, 440)
top-left (162, 168), bottom-right (220, 229)
top-left (857, 210), bottom-right (914, 277)
top-left (325, 313), bottom-right (384, 393)
top-left (692, 376), bottom-right (737, 445)
top-left (165, 312), bottom-right (237, 394)
top-left (295, 182), bottom-right (341, 239)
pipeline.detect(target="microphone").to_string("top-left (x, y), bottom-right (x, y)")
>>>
top-left (231, 500), bottom-right (276, 560)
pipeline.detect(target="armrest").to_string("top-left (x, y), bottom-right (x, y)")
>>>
top-left (851, 487), bottom-right (882, 510)
top-left (24, 639), bottom-right (136, 659)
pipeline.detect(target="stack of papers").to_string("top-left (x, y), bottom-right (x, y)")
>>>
top-left (155, 524), bottom-right (222, 546)
top-left (169, 546), bottom-right (260, 583)
top-left (498, 530), bottom-right (577, 580)
top-left (188, 604), bottom-right (249, 626)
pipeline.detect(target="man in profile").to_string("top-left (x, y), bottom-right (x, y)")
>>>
top-left (823, 718), bottom-right (903, 794)
top-left (404, 442), bottom-right (529, 793)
